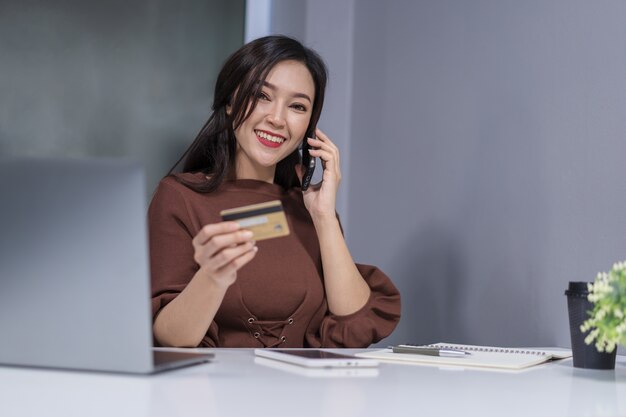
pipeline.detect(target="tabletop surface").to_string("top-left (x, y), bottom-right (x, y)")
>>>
top-left (1, 348), bottom-right (625, 417)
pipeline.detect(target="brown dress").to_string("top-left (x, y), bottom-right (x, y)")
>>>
top-left (149, 173), bottom-right (401, 348)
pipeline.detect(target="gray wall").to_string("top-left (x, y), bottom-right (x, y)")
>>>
top-left (268, 0), bottom-right (306, 43)
top-left (348, 0), bottom-right (626, 348)
top-left (270, 0), bottom-right (626, 349)
top-left (0, 0), bottom-right (245, 195)
top-left (267, 0), bottom-right (356, 226)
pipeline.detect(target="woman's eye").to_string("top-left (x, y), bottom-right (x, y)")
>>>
top-left (256, 92), bottom-right (270, 100)
top-left (291, 103), bottom-right (307, 112)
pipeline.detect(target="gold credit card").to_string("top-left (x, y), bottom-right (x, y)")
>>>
top-left (220, 200), bottom-right (290, 241)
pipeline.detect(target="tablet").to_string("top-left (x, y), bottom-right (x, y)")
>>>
top-left (254, 349), bottom-right (379, 368)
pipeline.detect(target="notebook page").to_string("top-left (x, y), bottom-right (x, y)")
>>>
top-left (427, 343), bottom-right (572, 359)
top-left (356, 344), bottom-right (572, 370)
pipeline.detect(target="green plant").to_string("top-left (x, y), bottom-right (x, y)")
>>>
top-left (580, 261), bottom-right (626, 353)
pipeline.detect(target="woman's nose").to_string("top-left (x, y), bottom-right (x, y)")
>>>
top-left (266, 104), bottom-right (286, 128)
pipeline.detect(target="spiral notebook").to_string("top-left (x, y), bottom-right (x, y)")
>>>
top-left (356, 343), bottom-right (572, 370)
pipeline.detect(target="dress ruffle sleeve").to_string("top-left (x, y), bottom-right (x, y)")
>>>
top-left (315, 263), bottom-right (401, 348)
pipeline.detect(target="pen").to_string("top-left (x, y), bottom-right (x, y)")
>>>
top-left (391, 345), bottom-right (471, 357)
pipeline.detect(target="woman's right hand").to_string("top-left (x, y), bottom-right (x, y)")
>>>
top-left (192, 222), bottom-right (257, 288)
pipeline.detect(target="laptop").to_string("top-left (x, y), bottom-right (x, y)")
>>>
top-left (0, 158), bottom-right (213, 373)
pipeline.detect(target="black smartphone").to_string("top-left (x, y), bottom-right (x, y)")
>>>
top-left (300, 129), bottom-right (316, 191)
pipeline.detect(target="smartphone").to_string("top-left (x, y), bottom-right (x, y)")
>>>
top-left (300, 129), bottom-right (316, 191)
top-left (254, 356), bottom-right (379, 378)
top-left (254, 349), bottom-right (379, 368)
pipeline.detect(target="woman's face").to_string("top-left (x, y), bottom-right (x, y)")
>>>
top-left (233, 60), bottom-right (315, 181)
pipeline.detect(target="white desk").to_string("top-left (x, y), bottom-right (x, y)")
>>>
top-left (0, 349), bottom-right (625, 417)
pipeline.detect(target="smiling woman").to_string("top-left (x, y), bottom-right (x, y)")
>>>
top-left (233, 60), bottom-right (314, 181)
top-left (170, 35), bottom-right (327, 193)
top-left (148, 35), bottom-right (401, 349)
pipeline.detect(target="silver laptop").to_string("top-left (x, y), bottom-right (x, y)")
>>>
top-left (0, 158), bottom-right (212, 374)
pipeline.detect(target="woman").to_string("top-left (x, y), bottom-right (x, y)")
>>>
top-left (150, 35), bottom-right (400, 348)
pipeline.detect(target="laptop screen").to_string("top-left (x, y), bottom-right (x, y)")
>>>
top-left (0, 158), bottom-right (155, 373)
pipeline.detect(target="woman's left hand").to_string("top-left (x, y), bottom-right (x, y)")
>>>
top-left (295, 128), bottom-right (342, 221)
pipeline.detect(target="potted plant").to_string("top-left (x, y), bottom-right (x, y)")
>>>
top-left (580, 261), bottom-right (626, 355)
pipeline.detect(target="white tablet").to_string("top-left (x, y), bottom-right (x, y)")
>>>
top-left (254, 357), bottom-right (379, 377)
top-left (254, 349), bottom-right (379, 368)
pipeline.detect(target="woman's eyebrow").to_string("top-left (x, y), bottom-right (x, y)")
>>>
top-left (262, 81), bottom-right (312, 103)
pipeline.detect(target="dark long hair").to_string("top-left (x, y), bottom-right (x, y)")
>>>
top-left (169, 35), bottom-right (328, 192)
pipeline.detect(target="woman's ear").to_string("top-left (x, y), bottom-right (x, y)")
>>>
top-left (226, 90), bottom-right (237, 116)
